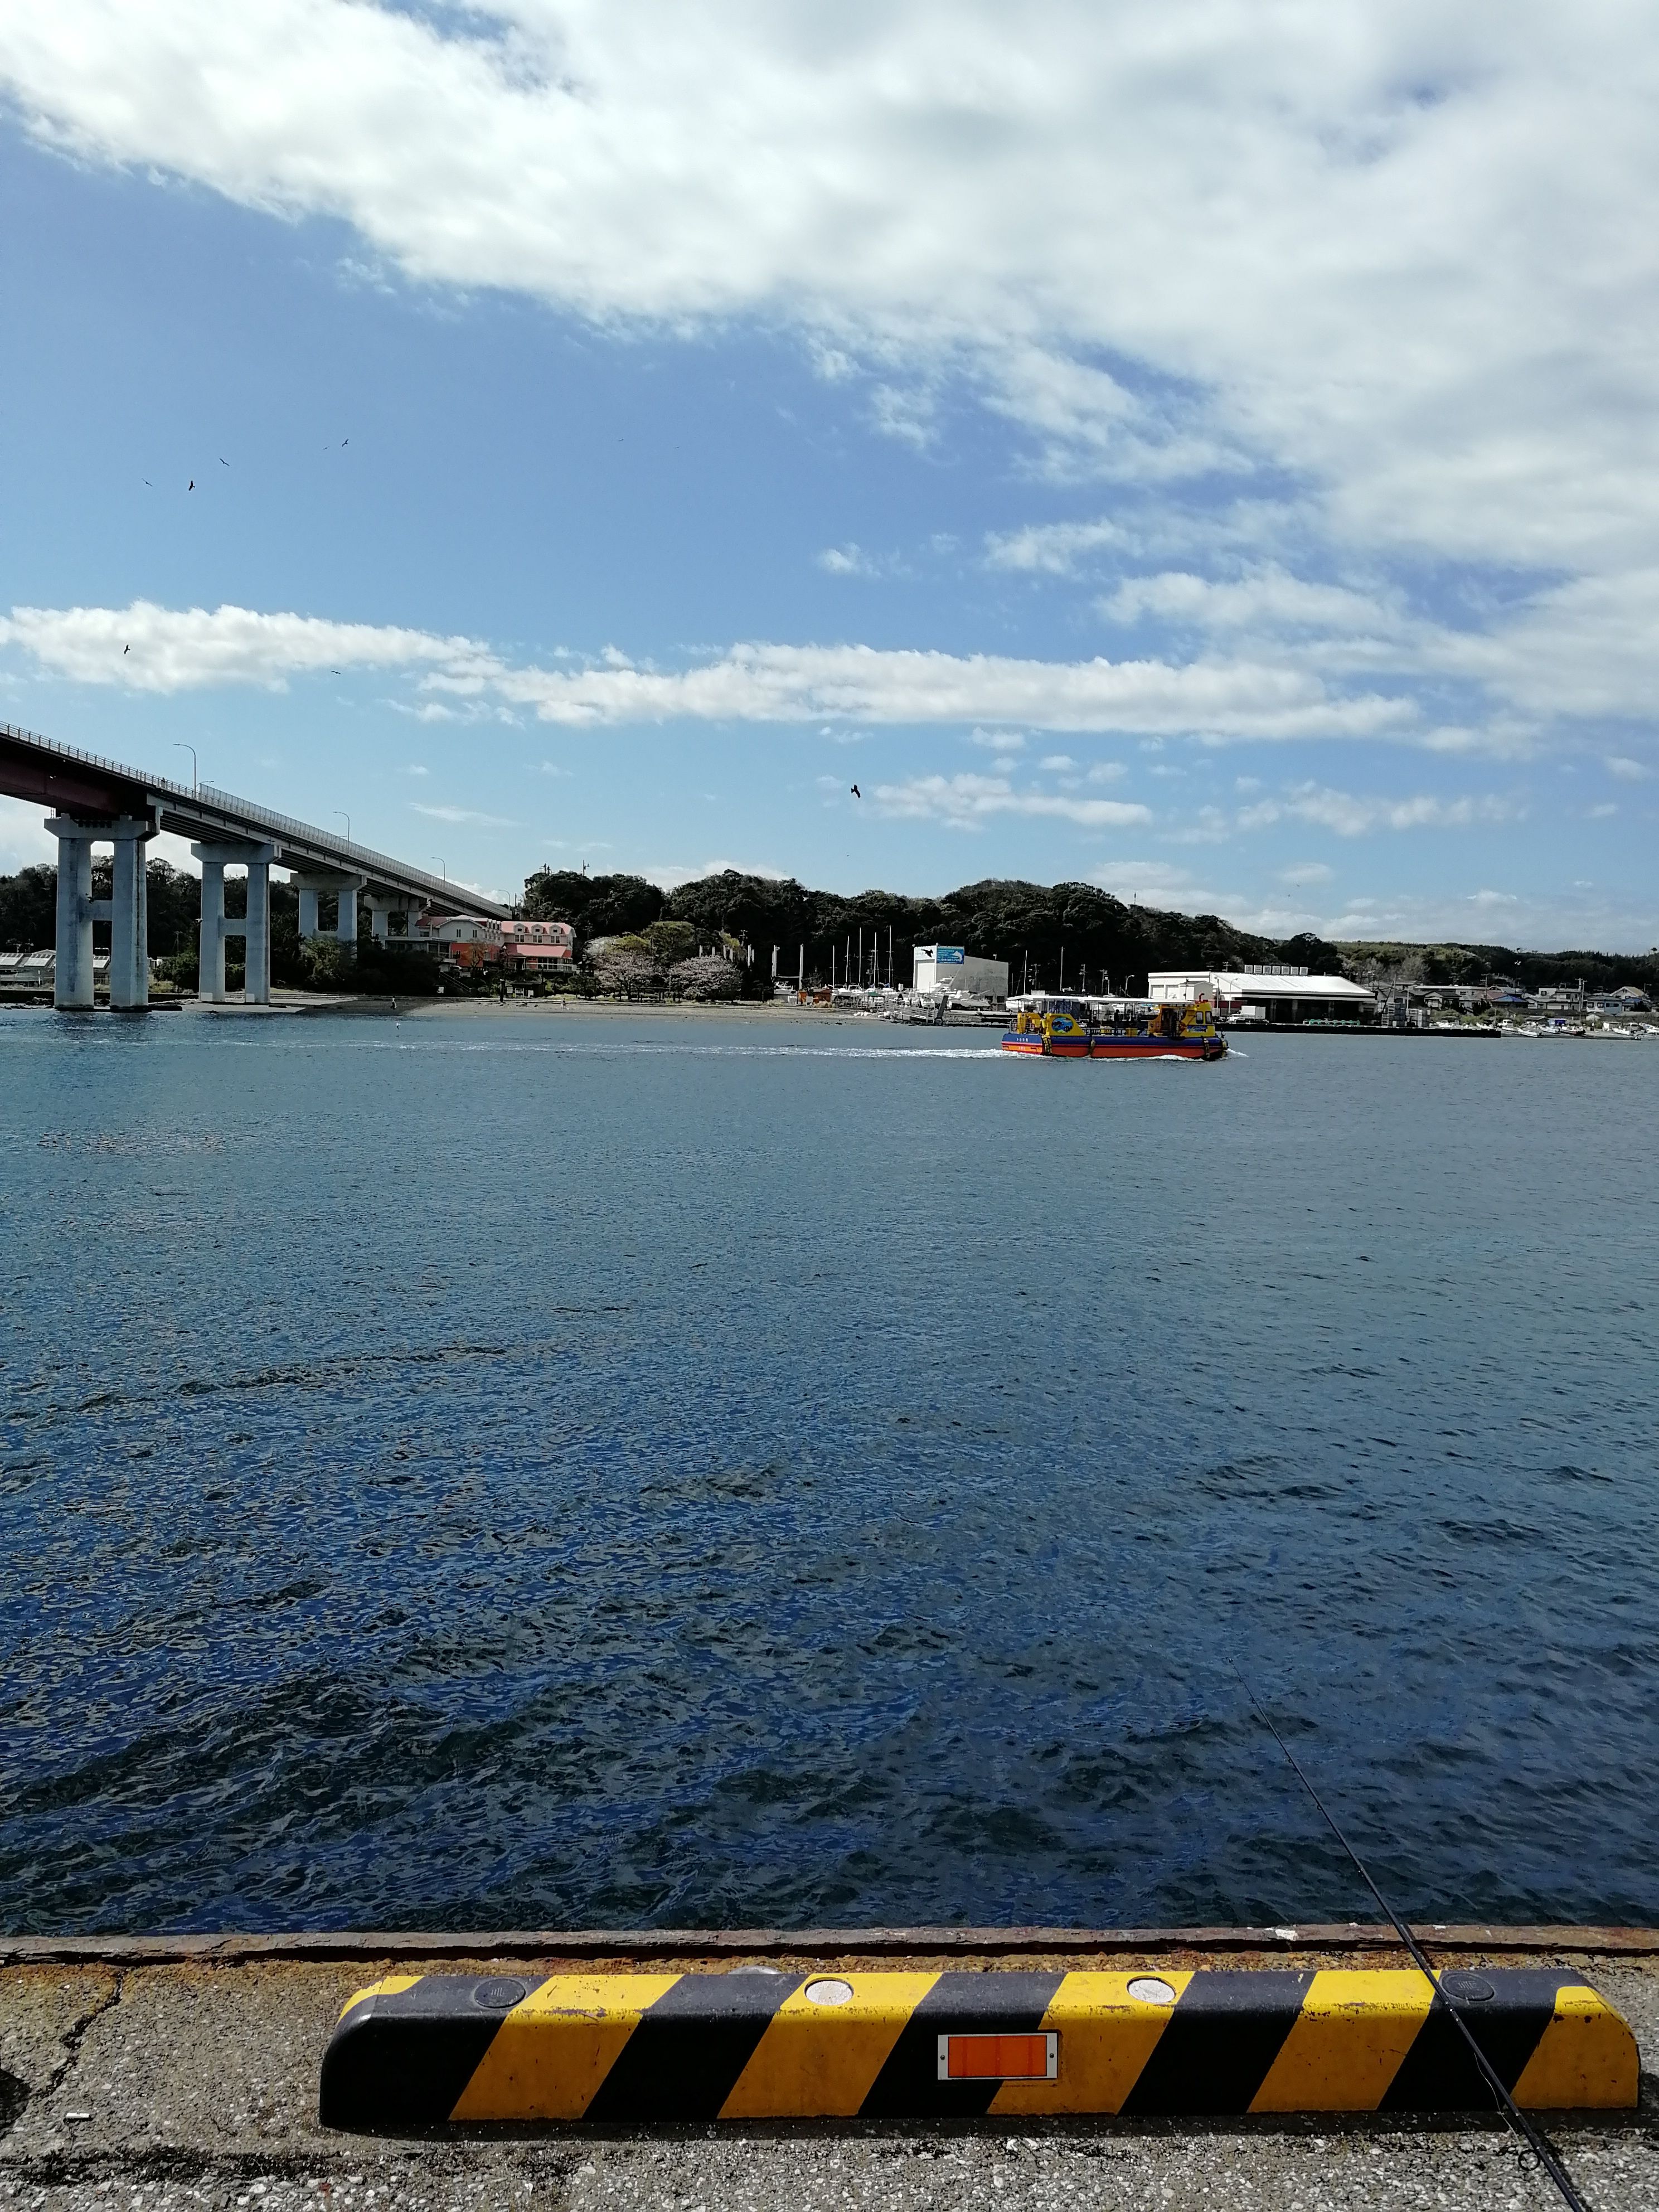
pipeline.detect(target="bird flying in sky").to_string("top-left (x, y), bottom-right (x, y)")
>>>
top-left (851, 783), bottom-right (861, 797)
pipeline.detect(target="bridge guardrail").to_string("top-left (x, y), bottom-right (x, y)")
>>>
top-left (1, 719), bottom-right (502, 915)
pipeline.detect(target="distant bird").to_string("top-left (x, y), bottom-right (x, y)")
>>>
top-left (341, 438), bottom-right (348, 447)
top-left (187, 479), bottom-right (194, 491)
top-left (123, 644), bottom-right (129, 655)
top-left (143, 478), bottom-right (152, 487)
top-left (851, 783), bottom-right (861, 798)
top-left (220, 457), bottom-right (229, 467)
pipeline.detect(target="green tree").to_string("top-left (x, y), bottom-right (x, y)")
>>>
top-left (645, 918), bottom-right (697, 965)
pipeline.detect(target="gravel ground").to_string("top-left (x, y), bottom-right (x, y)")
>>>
top-left (2, 1951), bottom-right (1653, 2211)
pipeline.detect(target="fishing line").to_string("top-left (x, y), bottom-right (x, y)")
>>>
top-left (1234, 1667), bottom-right (1591, 2212)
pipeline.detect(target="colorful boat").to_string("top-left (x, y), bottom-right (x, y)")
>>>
top-left (1001, 998), bottom-right (1227, 1061)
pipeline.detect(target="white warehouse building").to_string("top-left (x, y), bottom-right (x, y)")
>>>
top-left (913, 943), bottom-right (1010, 1002)
top-left (1148, 965), bottom-right (1378, 1026)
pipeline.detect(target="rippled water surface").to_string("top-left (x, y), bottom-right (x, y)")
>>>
top-left (2, 1006), bottom-right (1656, 1933)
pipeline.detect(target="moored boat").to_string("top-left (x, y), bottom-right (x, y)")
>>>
top-left (1001, 997), bottom-right (1227, 1060)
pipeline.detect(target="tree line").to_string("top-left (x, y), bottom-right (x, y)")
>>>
top-left (525, 866), bottom-right (1659, 997)
top-left (3, 857), bottom-right (1655, 999)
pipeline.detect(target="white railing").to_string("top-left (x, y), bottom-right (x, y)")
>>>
top-left (1, 718), bottom-right (503, 915)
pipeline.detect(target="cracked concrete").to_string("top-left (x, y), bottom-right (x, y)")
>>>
top-left (1, 1946), bottom-right (1655, 2210)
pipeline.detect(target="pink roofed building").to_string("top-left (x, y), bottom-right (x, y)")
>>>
top-left (500, 918), bottom-right (575, 971)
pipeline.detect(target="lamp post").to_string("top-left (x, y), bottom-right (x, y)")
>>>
top-left (172, 742), bottom-right (197, 794)
top-left (334, 810), bottom-right (351, 846)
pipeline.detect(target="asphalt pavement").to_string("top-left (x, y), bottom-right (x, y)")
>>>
top-left (2, 1939), bottom-right (1655, 2211)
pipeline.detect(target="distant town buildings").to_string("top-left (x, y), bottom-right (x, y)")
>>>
top-left (912, 944), bottom-right (1011, 1003)
top-left (499, 918), bottom-right (575, 972)
top-left (1148, 966), bottom-right (1379, 1026)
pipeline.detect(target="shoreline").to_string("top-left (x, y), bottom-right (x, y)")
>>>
top-left (6, 1920), bottom-right (1658, 1967)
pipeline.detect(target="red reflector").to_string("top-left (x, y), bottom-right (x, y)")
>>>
top-left (939, 2032), bottom-right (1057, 2081)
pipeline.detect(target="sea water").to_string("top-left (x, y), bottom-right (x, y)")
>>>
top-left (2, 1008), bottom-right (1655, 1933)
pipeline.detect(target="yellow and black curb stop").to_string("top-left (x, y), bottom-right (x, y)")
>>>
top-left (319, 1966), bottom-right (1637, 2129)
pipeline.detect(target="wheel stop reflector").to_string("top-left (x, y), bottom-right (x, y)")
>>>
top-left (319, 1966), bottom-right (1638, 2131)
top-left (940, 2032), bottom-right (1058, 2082)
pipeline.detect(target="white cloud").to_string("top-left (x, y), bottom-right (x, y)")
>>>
top-left (1419, 570), bottom-right (1659, 722)
top-left (3, 2), bottom-right (1656, 570)
top-left (817, 544), bottom-right (875, 576)
top-left (0, 599), bottom-right (488, 691)
top-left (1090, 858), bottom-right (1220, 907)
top-left (1239, 782), bottom-right (1520, 837)
top-left (1039, 753), bottom-right (1076, 771)
top-left (1104, 566), bottom-right (1405, 636)
top-left (1094, 562), bottom-right (1659, 746)
top-left (409, 802), bottom-right (518, 827)
top-left (970, 729), bottom-right (1026, 753)
top-left (8, 6), bottom-right (1659, 761)
top-left (0, 598), bottom-right (1410, 740)
top-left (1605, 753), bottom-right (1650, 780)
top-left (639, 858), bottom-right (790, 890)
top-left (872, 773), bottom-right (1151, 831)
top-left (985, 520), bottom-right (1128, 575)
top-left (1086, 857), bottom-right (1317, 933)
top-left (486, 641), bottom-right (1408, 738)
top-left (1277, 860), bottom-right (1335, 886)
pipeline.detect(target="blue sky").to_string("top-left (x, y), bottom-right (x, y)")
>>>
top-left (2, 2), bottom-right (1657, 949)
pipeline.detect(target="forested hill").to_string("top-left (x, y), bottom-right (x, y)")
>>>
top-left (522, 867), bottom-right (1659, 997)
top-left (522, 868), bottom-right (1323, 994)
top-left (3, 858), bottom-right (1651, 999)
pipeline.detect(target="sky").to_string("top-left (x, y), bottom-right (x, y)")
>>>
top-left (1, 1), bottom-right (1657, 949)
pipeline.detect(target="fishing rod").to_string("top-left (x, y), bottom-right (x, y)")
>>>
top-left (1235, 1668), bottom-right (1591, 2212)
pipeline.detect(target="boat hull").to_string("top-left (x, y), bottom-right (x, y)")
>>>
top-left (1001, 1031), bottom-right (1226, 1061)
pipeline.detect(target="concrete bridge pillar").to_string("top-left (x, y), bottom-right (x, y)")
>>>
top-left (196, 852), bottom-right (227, 1001)
top-left (108, 817), bottom-right (157, 1010)
top-left (193, 840), bottom-right (277, 1005)
top-left (46, 815), bottom-right (96, 1010)
top-left (292, 870), bottom-right (367, 955)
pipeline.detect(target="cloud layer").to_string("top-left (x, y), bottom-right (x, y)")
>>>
top-left (0, 600), bottom-right (487, 691)
top-left (0, 599), bottom-right (1408, 740)
top-left (4, 0), bottom-right (1658, 574)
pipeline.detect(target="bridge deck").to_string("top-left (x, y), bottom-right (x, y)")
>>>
top-left (0, 721), bottom-right (505, 916)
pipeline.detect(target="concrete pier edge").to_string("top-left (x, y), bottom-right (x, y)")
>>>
top-left (4, 1929), bottom-right (1656, 2209)
top-left (5, 1922), bottom-right (1658, 1967)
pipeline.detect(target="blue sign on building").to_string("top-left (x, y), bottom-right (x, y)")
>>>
top-left (936, 946), bottom-right (966, 964)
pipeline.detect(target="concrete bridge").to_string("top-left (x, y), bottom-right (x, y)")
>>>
top-left (1, 720), bottom-right (507, 1010)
